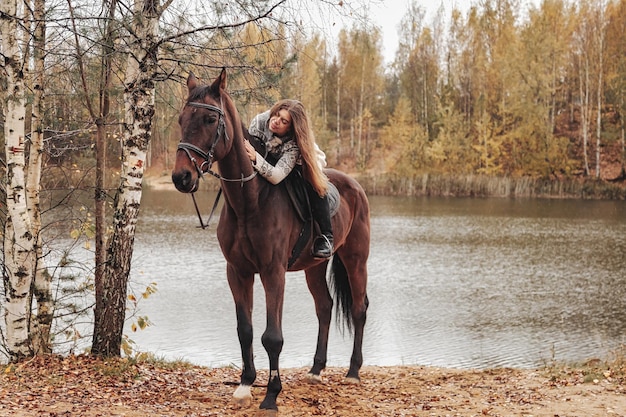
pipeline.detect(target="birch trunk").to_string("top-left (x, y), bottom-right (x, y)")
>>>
top-left (579, 53), bottom-right (591, 177)
top-left (1, 0), bottom-right (35, 360)
top-left (28, 0), bottom-right (53, 355)
top-left (91, 0), bottom-right (161, 356)
top-left (594, 3), bottom-right (605, 179)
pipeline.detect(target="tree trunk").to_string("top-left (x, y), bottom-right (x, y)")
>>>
top-left (93, 0), bottom-right (117, 353)
top-left (595, 6), bottom-right (605, 179)
top-left (579, 53), bottom-right (591, 177)
top-left (619, 89), bottom-right (626, 178)
top-left (1, 0), bottom-right (35, 361)
top-left (92, 0), bottom-right (160, 356)
top-left (28, 0), bottom-right (53, 355)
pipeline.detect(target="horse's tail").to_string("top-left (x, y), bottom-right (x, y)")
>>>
top-left (329, 254), bottom-right (353, 332)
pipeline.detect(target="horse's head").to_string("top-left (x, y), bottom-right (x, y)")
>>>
top-left (172, 69), bottom-right (235, 193)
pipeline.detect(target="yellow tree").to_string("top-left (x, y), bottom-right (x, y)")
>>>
top-left (397, 1), bottom-right (440, 139)
top-left (509, 0), bottom-right (576, 177)
top-left (429, 101), bottom-right (475, 174)
top-left (572, 0), bottom-right (609, 178)
top-left (282, 32), bottom-right (331, 149)
top-left (606, 0), bottom-right (626, 178)
top-left (379, 96), bottom-right (429, 177)
top-left (336, 25), bottom-right (384, 169)
top-left (234, 22), bottom-right (289, 121)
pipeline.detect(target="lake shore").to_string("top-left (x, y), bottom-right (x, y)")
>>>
top-left (1, 354), bottom-right (625, 416)
top-left (143, 167), bottom-right (626, 199)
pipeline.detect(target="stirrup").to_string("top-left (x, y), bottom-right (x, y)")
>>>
top-left (312, 235), bottom-right (333, 259)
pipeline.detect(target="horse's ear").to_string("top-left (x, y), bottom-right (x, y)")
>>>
top-left (187, 72), bottom-right (198, 92)
top-left (211, 67), bottom-right (227, 92)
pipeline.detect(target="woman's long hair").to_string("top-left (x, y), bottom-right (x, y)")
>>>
top-left (270, 99), bottom-right (328, 196)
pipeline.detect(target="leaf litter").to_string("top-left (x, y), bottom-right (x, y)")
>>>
top-left (1, 354), bottom-right (625, 416)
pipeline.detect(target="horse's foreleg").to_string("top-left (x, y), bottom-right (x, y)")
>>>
top-left (259, 272), bottom-right (285, 411)
top-left (228, 266), bottom-right (256, 407)
top-left (304, 262), bottom-right (333, 383)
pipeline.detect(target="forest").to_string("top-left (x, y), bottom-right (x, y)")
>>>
top-left (7, 0), bottom-right (626, 197)
top-left (1, 0), bottom-right (626, 361)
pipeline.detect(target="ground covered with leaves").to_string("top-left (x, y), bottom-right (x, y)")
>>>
top-left (1, 355), bottom-right (625, 416)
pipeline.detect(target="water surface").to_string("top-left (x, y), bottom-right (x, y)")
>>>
top-left (125, 191), bottom-right (626, 369)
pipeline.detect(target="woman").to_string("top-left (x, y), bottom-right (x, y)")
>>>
top-left (244, 99), bottom-right (333, 259)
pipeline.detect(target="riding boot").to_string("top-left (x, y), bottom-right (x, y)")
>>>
top-left (311, 193), bottom-right (334, 259)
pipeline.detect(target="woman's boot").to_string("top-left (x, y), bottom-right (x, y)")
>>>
top-left (311, 194), bottom-right (333, 259)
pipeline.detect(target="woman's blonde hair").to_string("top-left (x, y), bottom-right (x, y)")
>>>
top-left (270, 99), bottom-right (328, 196)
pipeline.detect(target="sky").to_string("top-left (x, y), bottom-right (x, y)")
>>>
top-left (355, 0), bottom-right (541, 64)
top-left (306, 0), bottom-right (461, 65)
top-left (371, 0), bottom-right (464, 63)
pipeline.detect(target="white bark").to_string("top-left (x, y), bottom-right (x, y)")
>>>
top-left (28, 0), bottom-right (52, 354)
top-left (2, 0), bottom-right (35, 360)
top-left (594, 1), bottom-right (606, 179)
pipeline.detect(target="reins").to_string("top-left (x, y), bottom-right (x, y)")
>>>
top-left (177, 100), bottom-right (258, 229)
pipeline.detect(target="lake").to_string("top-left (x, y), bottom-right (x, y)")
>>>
top-left (122, 189), bottom-right (626, 370)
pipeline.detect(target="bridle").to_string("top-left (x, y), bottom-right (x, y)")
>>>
top-left (178, 101), bottom-right (259, 184)
top-left (176, 100), bottom-right (258, 228)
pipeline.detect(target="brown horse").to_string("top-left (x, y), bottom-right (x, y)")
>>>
top-left (171, 69), bottom-right (370, 413)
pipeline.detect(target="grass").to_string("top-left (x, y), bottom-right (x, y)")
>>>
top-left (542, 344), bottom-right (626, 384)
top-left (93, 352), bottom-right (195, 378)
top-left (358, 173), bottom-right (626, 199)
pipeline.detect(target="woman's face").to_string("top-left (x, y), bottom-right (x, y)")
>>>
top-left (269, 109), bottom-right (292, 137)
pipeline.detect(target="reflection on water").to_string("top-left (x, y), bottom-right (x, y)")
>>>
top-left (126, 190), bottom-right (626, 369)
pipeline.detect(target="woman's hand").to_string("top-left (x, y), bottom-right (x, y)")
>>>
top-left (244, 139), bottom-right (256, 163)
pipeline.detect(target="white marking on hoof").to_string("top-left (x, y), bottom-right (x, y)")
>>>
top-left (233, 384), bottom-right (252, 407)
top-left (305, 372), bottom-right (323, 384)
top-left (344, 376), bottom-right (360, 385)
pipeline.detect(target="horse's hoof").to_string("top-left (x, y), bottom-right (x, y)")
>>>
top-left (257, 409), bottom-right (278, 417)
top-left (234, 396), bottom-right (252, 408)
top-left (233, 384), bottom-right (253, 408)
top-left (343, 376), bottom-right (360, 385)
top-left (305, 372), bottom-right (323, 384)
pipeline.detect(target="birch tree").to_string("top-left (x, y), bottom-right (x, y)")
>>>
top-left (592, 0), bottom-right (608, 179)
top-left (336, 26), bottom-right (384, 168)
top-left (91, 0), bottom-right (171, 356)
top-left (27, 0), bottom-right (53, 354)
top-left (1, 0), bottom-right (35, 361)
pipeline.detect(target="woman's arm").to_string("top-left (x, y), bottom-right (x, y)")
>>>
top-left (248, 141), bottom-right (300, 185)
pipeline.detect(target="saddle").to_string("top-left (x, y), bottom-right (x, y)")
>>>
top-left (248, 133), bottom-right (339, 267)
top-left (283, 171), bottom-right (339, 268)
top-left (285, 176), bottom-right (340, 222)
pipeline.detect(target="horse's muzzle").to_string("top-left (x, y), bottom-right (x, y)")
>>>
top-left (171, 168), bottom-right (198, 193)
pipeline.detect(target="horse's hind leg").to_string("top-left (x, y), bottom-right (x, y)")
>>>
top-left (304, 261), bottom-right (333, 383)
top-left (337, 251), bottom-right (369, 384)
top-left (347, 288), bottom-right (368, 383)
top-left (227, 265), bottom-right (256, 407)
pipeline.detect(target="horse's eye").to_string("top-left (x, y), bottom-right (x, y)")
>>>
top-left (204, 114), bottom-right (217, 125)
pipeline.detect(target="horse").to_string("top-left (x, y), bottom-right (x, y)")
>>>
top-left (171, 68), bottom-right (370, 413)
